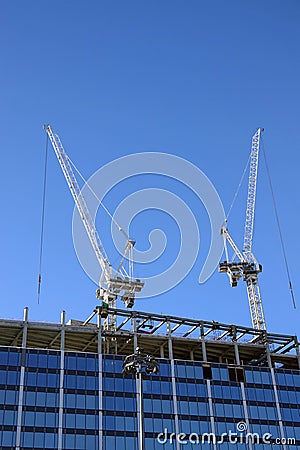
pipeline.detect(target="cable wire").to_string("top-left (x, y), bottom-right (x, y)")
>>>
top-left (37, 133), bottom-right (49, 304)
top-left (66, 154), bottom-right (129, 240)
top-left (226, 153), bottom-right (251, 221)
top-left (261, 138), bottom-right (296, 309)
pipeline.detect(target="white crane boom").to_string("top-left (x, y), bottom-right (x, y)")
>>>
top-left (243, 128), bottom-right (263, 257)
top-left (46, 126), bottom-right (111, 278)
top-left (219, 128), bottom-right (266, 331)
top-left (45, 125), bottom-right (144, 327)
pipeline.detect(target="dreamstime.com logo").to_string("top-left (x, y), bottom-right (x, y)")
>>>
top-left (72, 152), bottom-right (225, 297)
top-left (157, 422), bottom-right (296, 445)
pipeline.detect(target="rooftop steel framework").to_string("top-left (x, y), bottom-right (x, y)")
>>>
top-left (0, 307), bottom-right (299, 370)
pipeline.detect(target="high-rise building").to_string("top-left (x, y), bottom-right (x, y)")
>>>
top-left (0, 306), bottom-right (299, 450)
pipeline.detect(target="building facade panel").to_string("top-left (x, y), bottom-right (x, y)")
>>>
top-left (0, 310), bottom-right (299, 449)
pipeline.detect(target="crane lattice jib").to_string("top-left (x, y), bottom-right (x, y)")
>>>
top-left (45, 125), bottom-right (112, 284)
top-left (243, 128), bottom-right (263, 258)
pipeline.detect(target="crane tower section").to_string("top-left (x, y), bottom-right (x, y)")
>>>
top-left (219, 128), bottom-right (266, 331)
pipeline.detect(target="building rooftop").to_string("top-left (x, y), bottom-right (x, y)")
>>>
top-left (0, 306), bottom-right (299, 370)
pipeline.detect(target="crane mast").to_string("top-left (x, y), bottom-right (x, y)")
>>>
top-left (219, 128), bottom-right (266, 331)
top-left (45, 125), bottom-right (144, 329)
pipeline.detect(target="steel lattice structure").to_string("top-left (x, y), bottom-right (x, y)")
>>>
top-left (45, 126), bottom-right (144, 330)
top-left (219, 128), bottom-right (266, 331)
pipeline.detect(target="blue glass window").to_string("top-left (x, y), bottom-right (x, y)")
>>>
top-left (196, 382), bottom-right (207, 397)
top-left (125, 436), bottom-right (137, 450)
top-left (103, 376), bottom-right (114, 391)
top-left (22, 431), bottom-right (34, 447)
top-left (0, 350), bottom-right (8, 366)
top-left (86, 434), bottom-right (97, 449)
top-left (162, 398), bottom-right (173, 413)
top-left (86, 356), bottom-right (98, 372)
top-left (124, 396), bottom-right (136, 411)
top-left (64, 413), bottom-right (76, 428)
top-left (45, 412), bottom-right (58, 427)
top-left (115, 395), bottom-right (125, 410)
top-left (178, 400), bottom-right (189, 414)
top-left (123, 416), bottom-right (136, 431)
top-left (123, 377), bottom-right (135, 392)
top-left (75, 434), bottom-right (86, 449)
top-left (45, 433), bottom-right (58, 448)
top-left (189, 401), bottom-right (198, 415)
top-left (64, 433), bottom-right (75, 448)
top-left (198, 402), bottom-right (208, 416)
top-left (2, 430), bottom-right (16, 446)
top-left (104, 436), bottom-right (115, 449)
top-left (86, 413), bottom-right (98, 429)
top-left (47, 391), bottom-right (59, 407)
top-left (8, 351), bottom-right (20, 366)
top-left (65, 355), bottom-right (77, 370)
top-left (37, 372), bottom-right (47, 386)
top-left (0, 368), bottom-right (20, 385)
top-left (5, 389), bottom-right (18, 404)
top-left (103, 356), bottom-right (123, 373)
top-left (104, 415), bottom-right (115, 430)
top-left (36, 391), bottom-right (47, 406)
top-left (161, 380), bottom-right (172, 395)
top-left (115, 415), bottom-right (125, 429)
top-left (177, 382), bottom-right (187, 396)
top-left (3, 410), bottom-right (17, 426)
top-left (23, 411), bottom-right (35, 426)
top-left (175, 362), bottom-right (186, 378)
top-left (75, 413), bottom-right (85, 428)
top-left (24, 390), bottom-right (35, 406)
top-left (212, 366), bottom-right (229, 381)
top-left (77, 357), bottom-right (86, 371)
top-left (64, 374), bottom-right (76, 389)
top-left (185, 365), bottom-right (195, 378)
top-left (86, 394), bottom-right (98, 410)
top-left (0, 369), bottom-right (6, 384)
top-left (194, 364), bottom-right (203, 379)
top-left (158, 362), bottom-right (171, 377)
top-left (34, 432), bottom-right (45, 448)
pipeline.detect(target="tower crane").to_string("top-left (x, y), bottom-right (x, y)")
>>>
top-left (219, 128), bottom-right (266, 331)
top-left (44, 125), bottom-right (144, 329)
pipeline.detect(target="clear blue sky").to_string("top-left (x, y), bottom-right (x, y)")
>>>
top-left (1, 1), bottom-right (299, 338)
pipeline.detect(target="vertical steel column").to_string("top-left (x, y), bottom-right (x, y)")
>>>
top-left (233, 341), bottom-right (252, 450)
top-left (160, 344), bottom-right (165, 359)
top-left (294, 336), bottom-right (300, 370)
top-left (266, 344), bottom-right (287, 449)
top-left (15, 307), bottom-right (29, 450)
top-left (58, 311), bottom-right (66, 450)
top-left (137, 366), bottom-right (145, 450)
top-left (200, 326), bottom-right (217, 450)
top-left (167, 319), bottom-right (180, 450)
top-left (98, 310), bottom-right (103, 450)
top-left (133, 316), bottom-right (144, 450)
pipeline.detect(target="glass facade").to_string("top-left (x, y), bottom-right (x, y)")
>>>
top-left (0, 348), bottom-right (299, 449)
top-left (0, 311), bottom-right (299, 449)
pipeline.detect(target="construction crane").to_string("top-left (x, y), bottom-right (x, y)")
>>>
top-left (219, 128), bottom-right (266, 331)
top-left (44, 125), bottom-right (144, 329)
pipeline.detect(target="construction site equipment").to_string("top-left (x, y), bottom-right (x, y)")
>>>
top-left (219, 128), bottom-right (266, 331)
top-left (44, 125), bottom-right (144, 329)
